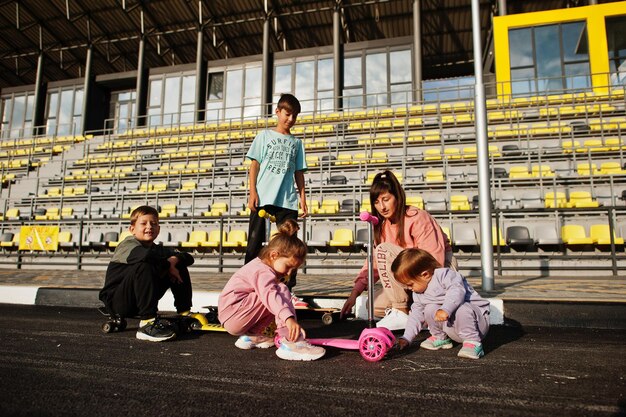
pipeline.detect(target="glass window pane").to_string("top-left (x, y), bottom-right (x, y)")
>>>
top-left (317, 90), bottom-right (334, 112)
top-left (181, 75), bottom-right (196, 104)
top-left (565, 63), bottom-right (591, 90)
top-left (244, 97), bottom-right (261, 119)
top-left (25, 93), bottom-right (34, 121)
top-left (390, 84), bottom-right (411, 106)
top-left (58, 89), bottom-right (74, 135)
top-left (149, 79), bottom-right (163, 107)
top-left (225, 69), bottom-right (243, 120)
top-left (390, 50), bottom-right (411, 83)
top-left (295, 61), bottom-right (315, 113)
top-left (163, 77), bottom-right (181, 121)
top-left (511, 67), bottom-right (537, 96)
top-left (208, 72), bottom-right (224, 100)
top-left (47, 92), bottom-right (59, 118)
top-left (11, 96), bottom-right (25, 133)
top-left (509, 28), bottom-right (534, 68)
top-left (245, 66), bottom-right (262, 97)
top-left (562, 22), bottom-right (588, 62)
top-left (366, 53), bottom-right (387, 107)
top-left (535, 25), bottom-right (562, 90)
top-left (343, 87), bottom-right (363, 110)
top-left (180, 104), bottom-right (195, 124)
top-left (344, 56), bottom-right (362, 87)
top-left (274, 65), bottom-right (292, 95)
top-left (73, 89), bottom-right (84, 116)
top-left (318, 58), bottom-right (333, 90)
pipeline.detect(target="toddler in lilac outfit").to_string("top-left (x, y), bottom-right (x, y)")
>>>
top-left (391, 248), bottom-right (490, 359)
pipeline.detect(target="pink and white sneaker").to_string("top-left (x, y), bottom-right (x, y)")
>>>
top-left (290, 293), bottom-right (308, 308)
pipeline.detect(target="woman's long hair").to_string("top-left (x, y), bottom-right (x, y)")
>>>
top-left (369, 170), bottom-right (407, 246)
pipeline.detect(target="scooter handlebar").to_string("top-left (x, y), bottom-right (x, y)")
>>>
top-left (359, 211), bottom-right (379, 226)
top-left (258, 209), bottom-right (276, 222)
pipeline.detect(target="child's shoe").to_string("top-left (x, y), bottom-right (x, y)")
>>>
top-left (275, 336), bottom-right (326, 361)
top-left (290, 292), bottom-right (308, 308)
top-left (419, 335), bottom-right (453, 350)
top-left (457, 341), bottom-right (484, 359)
top-left (376, 308), bottom-right (409, 331)
top-left (136, 319), bottom-right (176, 342)
top-left (235, 335), bottom-right (275, 350)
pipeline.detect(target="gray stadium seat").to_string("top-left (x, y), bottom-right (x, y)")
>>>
top-left (506, 226), bottom-right (535, 250)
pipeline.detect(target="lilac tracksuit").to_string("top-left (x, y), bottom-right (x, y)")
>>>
top-left (401, 268), bottom-right (490, 344)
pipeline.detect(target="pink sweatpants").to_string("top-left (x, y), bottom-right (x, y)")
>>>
top-left (220, 283), bottom-right (294, 339)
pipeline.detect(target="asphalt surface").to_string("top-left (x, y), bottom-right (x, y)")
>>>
top-left (0, 304), bottom-right (624, 417)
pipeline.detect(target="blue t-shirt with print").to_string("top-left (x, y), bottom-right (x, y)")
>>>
top-left (246, 129), bottom-right (307, 210)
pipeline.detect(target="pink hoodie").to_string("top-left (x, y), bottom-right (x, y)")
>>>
top-left (218, 257), bottom-right (294, 326)
top-left (353, 206), bottom-right (452, 294)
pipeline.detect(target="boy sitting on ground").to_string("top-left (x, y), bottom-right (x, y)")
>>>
top-left (99, 205), bottom-right (194, 342)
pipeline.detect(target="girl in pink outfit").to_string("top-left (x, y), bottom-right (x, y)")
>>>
top-left (218, 219), bottom-right (325, 361)
top-left (340, 170), bottom-right (457, 331)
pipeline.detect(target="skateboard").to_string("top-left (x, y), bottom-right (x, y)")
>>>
top-left (98, 306), bottom-right (226, 334)
top-left (294, 300), bottom-right (341, 325)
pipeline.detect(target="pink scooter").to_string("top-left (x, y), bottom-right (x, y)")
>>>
top-left (302, 211), bottom-right (396, 362)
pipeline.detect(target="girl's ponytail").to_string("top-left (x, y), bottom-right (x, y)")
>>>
top-left (259, 219), bottom-right (307, 261)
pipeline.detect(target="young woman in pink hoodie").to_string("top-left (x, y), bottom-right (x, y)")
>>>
top-left (340, 170), bottom-right (457, 331)
top-left (218, 219), bottom-right (325, 361)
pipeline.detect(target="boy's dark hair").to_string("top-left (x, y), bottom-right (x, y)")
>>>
top-left (277, 93), bottom-right (301, 115)
top-left (129, 205), bottom-right (159, 225)
top-left (391, 248), bottom-right (441, 286)
top-left (370, 170), bottom-right (407, 246)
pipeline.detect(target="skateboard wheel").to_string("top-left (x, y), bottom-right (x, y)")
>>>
top-left (206, 307), bottom-right (219, 324)
top-left (117, 318), bottom-right (127, 331)
top-left (102, 322), bottom-right (114, 333)
top-left (322, 313), bottom-right (333, 326)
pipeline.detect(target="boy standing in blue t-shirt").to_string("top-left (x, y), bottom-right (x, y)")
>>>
top-left (244, 94), bottom-right (308, 300)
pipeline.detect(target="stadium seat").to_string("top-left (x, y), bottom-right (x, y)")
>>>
top-left (222, 230), bottom-right (248, 250)
top-left (535, 225), bottom-right (563, 249)
top-left (566, 191), bottom-right (599, 208)
top-left (424, 148), bottom-right (442, 161)
top-left (339, 199), bottom-right (360, 213)
top-left (406, 196), bottom-right (424, 210)
top-left (452, 225), bottom-right (478, 250)
top-left (57, 231), bottom-right (77, 251)
top-left (159, 204), bottom-right (178, 218)
top-left (531, 165), bottom-right (554, 178)
top-left (302, 200), bottom-right (320, 215)
top-left (506, 226), bottom-right (534, 250)
top-left (589, 224), bottom-right (624, 246)
top-left (576, 163), bottom-right (599, 176)
top-left (307, 229), bottom-right (331, 252)
top-left (203, 202), bottom-right (228, 217)
top-left (545, 192), bottom-right (567, 209)
top-left (425, 170), bottom-right (445, 182)
top-left (354, 228), bottom-right (369, 251)
top-left (561, 225), bottom-right (594, 245)
top-left (520, 191), bottom-right (544, 209)
top-left (508, 166), bottom-right (532, 179)
top-left (599, 162), bottom-right (626, 175)
top-left (450, 195), bottom-right (471, 211)
top-left (0, 232), bottom-right (15, 250)
top-left (109, 230), bottom-right (132, 248)
top-left (329, 228), bottom-right (354, 250)
top-left (425, 195), bottom-right (447, 211)
top-left (181, 230), bottom-right (209, 248)
top-left (360, 199), bottom-right (371, 213)
top-left (328, 175), bottom-right (348, 185)
top-left (492, 227), bottom-right (506, 247)
top-left (202, 230), bottom-right (227, 250)
top-left (318, 199), bottom-right (340, 215)
top-left (83, 231), bottom-right (106, 251)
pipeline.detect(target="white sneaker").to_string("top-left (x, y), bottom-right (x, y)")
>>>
top-left (235, 335), bottom-right (275, 350)
top-left (275, 337), bottom-right (326, 361)
top-left (376, 308), bottom-right (409, 331)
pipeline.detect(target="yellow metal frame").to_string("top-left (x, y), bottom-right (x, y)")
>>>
top-left (494, 1), bottom-right (626, 98)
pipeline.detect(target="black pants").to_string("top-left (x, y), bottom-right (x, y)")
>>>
top-left (244, 205), bottom-right (298, 289)
top-left (109, 262), bottom-right (193, 319)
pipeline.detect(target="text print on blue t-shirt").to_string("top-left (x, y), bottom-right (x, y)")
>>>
top-left (265, 136), bottom-right (297, 175)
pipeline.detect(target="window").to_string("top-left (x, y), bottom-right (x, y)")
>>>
top-left (274, 58), bottom-right (335, 114)
top-left (147, 73), bottom-right (196, 127)
top-left (44, 87), bottom-right (83, 136)
top-left (206, 72), bottom-right (224, 122)
top-left (343, 56), bottom-right (363, 110)
top-left (109, 90), bottom-right (136, 133)
top-left (509, 21), bottom-right (590, 96)
top-left (1, 91), bottom-right (35, 139)
top-left (606, 15), bottom-right (626, 86)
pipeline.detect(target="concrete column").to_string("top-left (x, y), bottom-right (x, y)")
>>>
top-left (80, 45), bottom-right (93, 135)
top-left (134, 36), bottom-right (148, 128)
top-left (195, 30), bottom-right (207, 123)
top-left (333, 4), bottom-right (343, 112)
top-left (32, 52), bottom-right (46, 137)
top-left (261, 17), bottom-right (272, 116)
top-left (413, 0), bottom-right (422, 103)
top-left (471, 0), bottom-right (495, 291)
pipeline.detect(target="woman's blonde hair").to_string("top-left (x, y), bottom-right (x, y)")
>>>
top-left (391, 248), bottom-right (441, 286)
top-left (259, 219), bottom-right (307, 262)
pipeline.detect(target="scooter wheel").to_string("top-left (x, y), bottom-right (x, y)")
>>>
top-left (321, 313), bottom-right (333, 326)
top-left (358, 333), bottom-right (387, 362)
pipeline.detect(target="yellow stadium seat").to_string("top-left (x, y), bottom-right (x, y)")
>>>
top-left (561, 225), bottom-right (594, 245)
top-left (329, 228), bottom-right (354, 248)
top-left (450, 195), bottom-right (471, 211)
top-left (318, 199), bottom-right (340, 215)
top-left (425, 170), bottom-right (445, 182)
top-left (508, 166), bottom-right (532, 179)
top-left (424, 148), bottom-right (442, 161)
top-left (566, 191), bottom-right (599, 208)
top-left (109, 231), bottom-right (133, 248)
top-left (202, 230), bottom-right (227, 249)
top-left (443, 148), bottom-right (461, 160)
top-left (545, 192), bottom-right (567, 209)
top-left (406, 196), bottom-right (424, 210)
top-left (576, 163), bottom-right (599, 176)
top-left (159, 204), bottom-right (178, 217)
top-left (360, 199), bottom-right (372, 213)
top-left (492, 227), bottom-right (506, 247)
top-left (222, 230), bottom-right (248, 249)
top-left (203, 202), bottom-right (228, 217)
top-left (301, 200), bottom-right (320, 215)
top-left (532, 165), bottom-right (554, 178)
top-left (599, 162), bottom-right (626, 175)
top-left (181, 230), bottom-right (209, 248)
top-left (589, 224), bottom-right (624, 245)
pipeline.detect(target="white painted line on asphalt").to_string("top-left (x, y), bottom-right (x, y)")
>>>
top-left (0, 286), bottom-right (39, 305)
